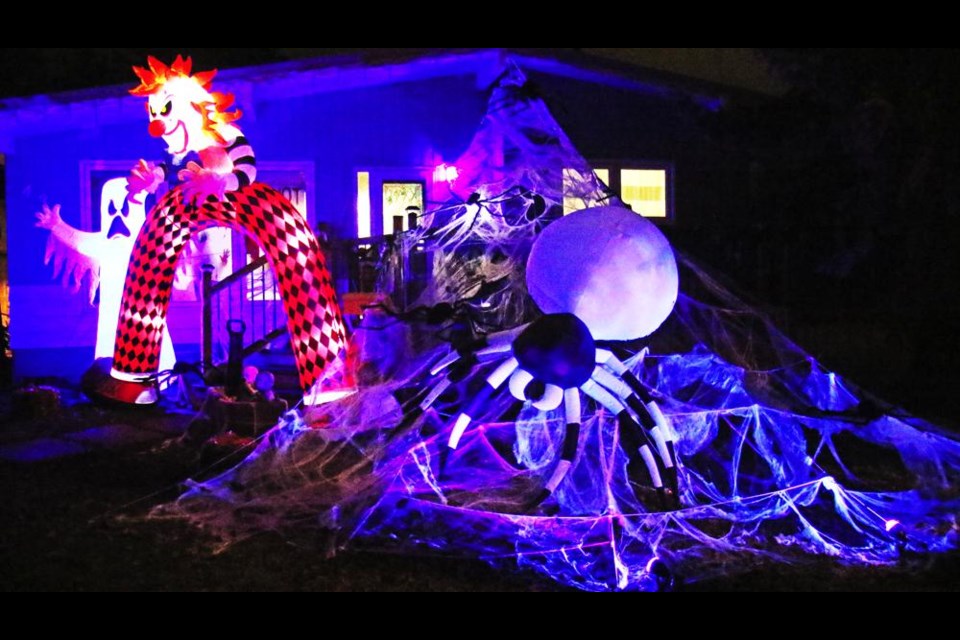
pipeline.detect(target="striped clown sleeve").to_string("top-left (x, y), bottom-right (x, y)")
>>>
top-left (225, 135), bottom-right (257, 191)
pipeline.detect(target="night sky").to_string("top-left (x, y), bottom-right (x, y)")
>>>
top-left (0, 48), bottom-right (372, 99)
top-left (0, 48), bottom-right (777, 99)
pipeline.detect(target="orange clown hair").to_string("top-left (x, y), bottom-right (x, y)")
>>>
top-left (130, 55), bottom-right (242, 145)
top-left (130, 55), bottom-right (214, 96)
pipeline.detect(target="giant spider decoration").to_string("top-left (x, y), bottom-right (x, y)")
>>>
top-left (411, 206), bottom-right (681, 511)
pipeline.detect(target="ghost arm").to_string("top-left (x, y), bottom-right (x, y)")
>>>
top-left (47, 221), bottom-right (104, 259)
top-left (36, 204), bottom-right (104, 304)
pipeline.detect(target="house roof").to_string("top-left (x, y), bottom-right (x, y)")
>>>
top-left (0, 48), bottom-right (751, 148)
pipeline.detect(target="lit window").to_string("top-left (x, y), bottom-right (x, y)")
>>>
top-left (595, 169), bottom-right (610, 188)
top-left (621, 169), bottom-right (667, 218)
top-left (563, 168), bottom-right (610, 215)
top-left (357, 171), bottom-right (371, 239)
top-left (383, 181), bottom-right (424, 234)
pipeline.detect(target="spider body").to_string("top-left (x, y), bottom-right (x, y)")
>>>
top-left (423, 206), bottom-right (682, 511)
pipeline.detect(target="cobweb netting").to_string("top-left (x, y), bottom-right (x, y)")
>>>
top-left (156, 67), bottom-right (960, 591)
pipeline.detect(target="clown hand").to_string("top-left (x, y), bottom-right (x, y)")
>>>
top-left (127, 160), bottom-right (165, 204)
top-left (179, 162), bottom-right (228, 205)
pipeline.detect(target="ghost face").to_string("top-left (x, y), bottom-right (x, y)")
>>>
top-left (101, 177), bottom-right (147, 244)
top-left (145, 76), bottom-right (209, 159)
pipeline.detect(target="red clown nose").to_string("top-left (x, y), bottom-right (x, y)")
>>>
top-left (148, 120), bottom-right (167, 138)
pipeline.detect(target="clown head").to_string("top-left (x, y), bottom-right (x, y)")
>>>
top-left (130, 56), bottom-right (241, 161)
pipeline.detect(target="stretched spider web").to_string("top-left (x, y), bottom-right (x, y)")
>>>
top-left (158, 66), bottom-right (960, 591)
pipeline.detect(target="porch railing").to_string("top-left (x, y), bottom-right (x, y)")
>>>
top-left (201, 256), bottom-right (285, 374)
top-left (200, 233), bottom-right (412, 375)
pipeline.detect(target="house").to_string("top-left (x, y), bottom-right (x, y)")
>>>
top-left (0, 49), bottom-right (759, 383)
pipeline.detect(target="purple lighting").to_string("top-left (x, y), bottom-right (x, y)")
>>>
top-left (433, 163), bottom-right (459, 184)
top-left (157, 64), bottom-right (960, 592)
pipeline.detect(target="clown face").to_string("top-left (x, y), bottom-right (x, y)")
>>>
top-left (145, 76), bottom-right (211, 159)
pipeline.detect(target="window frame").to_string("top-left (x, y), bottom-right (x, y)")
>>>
top-left (381, 179), bottom-right (426, 235)
top-left (587, 159), bottom-right (675, 224)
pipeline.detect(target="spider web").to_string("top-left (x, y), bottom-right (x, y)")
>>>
top-left (157, 66), bottom-right (960, 591)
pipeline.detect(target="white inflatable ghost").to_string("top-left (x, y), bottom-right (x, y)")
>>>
top-left (36, 178), bottom-right (176, 372)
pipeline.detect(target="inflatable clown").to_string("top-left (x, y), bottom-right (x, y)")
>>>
top-left (83, 55), bottom-right (351, 405)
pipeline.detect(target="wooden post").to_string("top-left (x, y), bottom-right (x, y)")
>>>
top-left (201, 263), bottom-right (214, 374)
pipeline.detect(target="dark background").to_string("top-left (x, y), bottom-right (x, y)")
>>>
top-left (0, 48), bottom-right (401, 99)
top-left (715, 49), bottom-right (960, 427)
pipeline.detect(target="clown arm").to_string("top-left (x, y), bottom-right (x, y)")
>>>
top-left (178, 134), bottom-right (257, 203)
top-left (203, 134), bottom-right (257, 192)
top-left (127, 160), bottom-right (165, 203)
top-left (223, 135), bottom-right (256, 190)
top-left (168, 135), bottom-right (256, 190)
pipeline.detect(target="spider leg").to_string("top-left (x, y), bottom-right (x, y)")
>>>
top-left (384, 367), bottom-right (461, 447)
top-left (446, 356), bottom-right (520, 450)
top-left (429, 324), bottom-right (529, 376)
top-left (394, 328), bottom-right (521, 439)
top-left (596, 349), bottom-right (673, 436)
top-left (644, 401), bottom-right (679, 501)
top-left (386, 349), bottom-right (477, 446)
top-left (590, 366), bottom-right (663, 441)
top-left (590, 366), bottom-right (678, 509)
top-left (581, 379), bottom-right (668, 509)
top-left (596, 349), bottom-right (680, 504)
top-left (430, 350), bottom-right (470, 376)
top-left (525, 388), bottom-right (581, 510)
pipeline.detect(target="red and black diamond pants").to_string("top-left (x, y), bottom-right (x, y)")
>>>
top-left (112, 183), bottom-right (351, 393)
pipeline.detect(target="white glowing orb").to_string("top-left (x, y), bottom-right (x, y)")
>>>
top-left (526, 206), bottom-right (678, 341)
